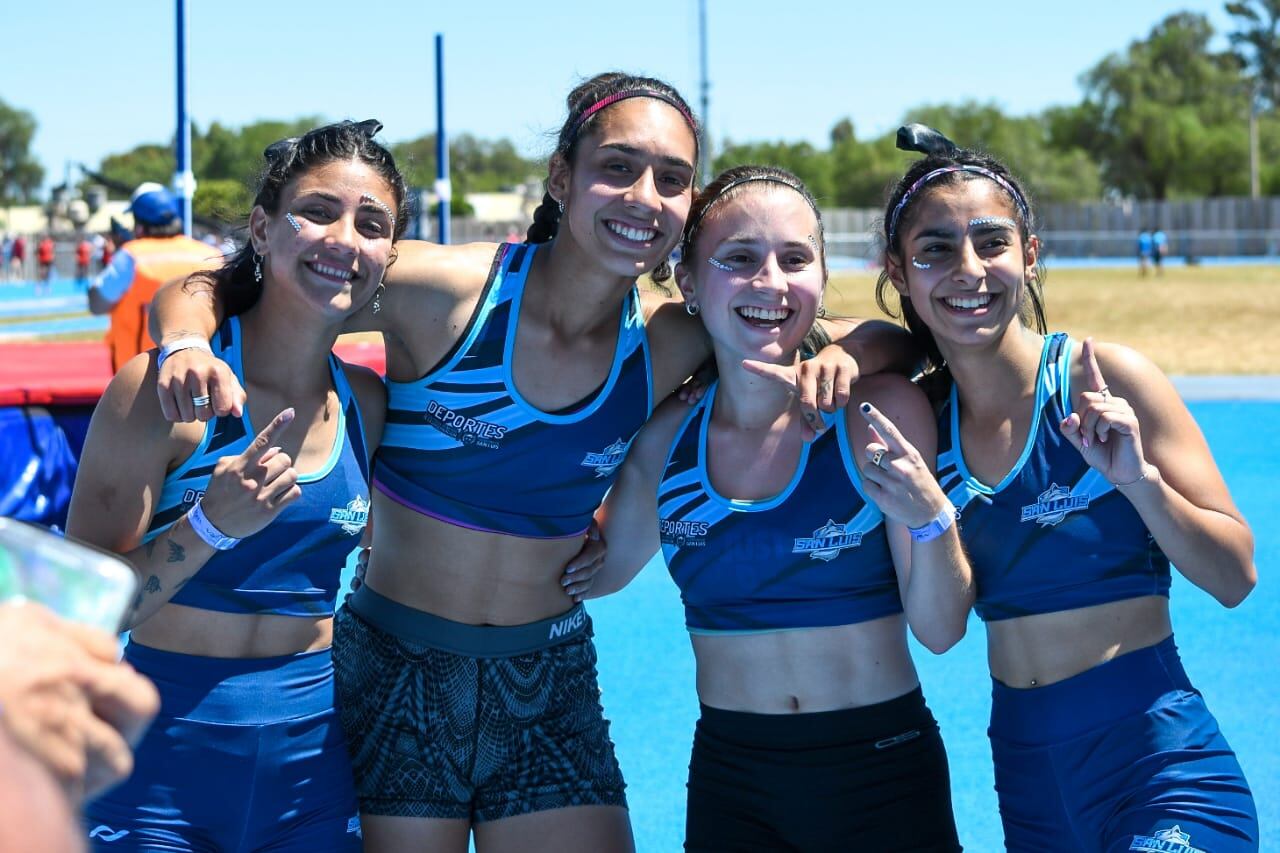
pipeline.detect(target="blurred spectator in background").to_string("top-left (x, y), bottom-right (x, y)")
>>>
top-left (1137, 228), bottom-right (1152, 277)
top-left (88, 183), bottom-right (219, 373)
top-left (37, 234), bottom-right (55, 293)
top-left (1, 234), bottom-right (12, 282)
top-left (10, 234), bottom-right (27, 280)
top-left (1153, 228), bottom-right (1168, 275)
top-left (75, 238), bottom-right (92, 288)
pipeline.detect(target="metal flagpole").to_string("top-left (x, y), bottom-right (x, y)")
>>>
top-left (174, 0), bottom-right (194, 235)
top-left (435, 34), bottom-right (451, 244)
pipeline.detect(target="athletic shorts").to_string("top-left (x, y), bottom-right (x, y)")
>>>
top-left (333, 585), bottom-right (627, 822)
top-left (989, 636), bottom-right (1257, 852)
top-left (85, 643), bottom-right (361, 852)
top-left (685, 687), bottom-right (961, 852)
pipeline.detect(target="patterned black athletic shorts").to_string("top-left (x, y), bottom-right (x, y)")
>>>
top-left (332, 597), bottom-right (627, 822)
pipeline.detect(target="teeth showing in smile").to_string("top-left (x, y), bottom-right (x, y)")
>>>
top-left (945, 294), bottom-right (991, 310)
top-left (737, 306), bottom-right (791, 322)
top-left (606, 221), bottom-right (657, 242)
top-left (309, 262), bottom-right (355, 281)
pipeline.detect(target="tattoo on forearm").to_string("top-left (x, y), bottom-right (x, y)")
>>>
top-left (144, 575), bottom-right (161, 595)
top-left (167, 540), bottom-right (186, 563)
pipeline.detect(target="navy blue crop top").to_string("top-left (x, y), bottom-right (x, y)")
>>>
top-left (374, 242), bottom-right (653, 538)
top-left (936, 333), bottom-right (1171, 622)
top-left (144, 317), bottom-right (371, 617)
top-left (657, 383), bottom-right (902, 634)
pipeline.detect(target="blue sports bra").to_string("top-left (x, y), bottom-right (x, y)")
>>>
top-left (937, 333), bottom-right (1171, 622)
top-left (144, 317), bottom-right (371, 617)
top-left (658, 383), bottom-right (901, 634)
top-left (374, 242), bottom-right (653, 538)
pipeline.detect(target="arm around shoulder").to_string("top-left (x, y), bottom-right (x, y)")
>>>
top-left (588, 396), bottom-right (691, 598)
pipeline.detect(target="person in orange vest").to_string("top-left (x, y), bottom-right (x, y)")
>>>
top-left (89, 183), bottom-right (217, 372)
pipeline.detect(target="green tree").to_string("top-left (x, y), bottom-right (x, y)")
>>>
top-left (97, 144), bottom-right (173, 193)
top-left (1226, 1), bottom-right (1280, 107)
top-left (902, 102), bottom-right (1103, 203)
top-left (1076, 12), bottom-right (1250, 198)
top-left (0, 98), bottom-right (44, 203)
top-left (713, 140), bottom-right (835, 202)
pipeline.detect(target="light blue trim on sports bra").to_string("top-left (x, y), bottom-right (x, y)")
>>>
top-left (497, 242), bottom-right (645, 425)
top-left (695, 383), bottom-right (816, 512)
top-left (947, 333), bottom-right (1066, 496)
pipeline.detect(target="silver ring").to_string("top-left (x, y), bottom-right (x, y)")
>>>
top-left (1098, 385), bottom-right (1111, 398)
top-left (871, 449), bottom-right (885, 468)
top-left (191, 394), bottom-right (212, 408)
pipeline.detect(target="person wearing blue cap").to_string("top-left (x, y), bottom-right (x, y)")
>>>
top-left (88, 182), bottom-right (218, 372)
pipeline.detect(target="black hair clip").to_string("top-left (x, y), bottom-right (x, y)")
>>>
top-left (896, 124), bottom-right (958, 157)
top-left (352, 119), bottom-right (383, 138)
top-left (263, 136), bottom-right (299, 163)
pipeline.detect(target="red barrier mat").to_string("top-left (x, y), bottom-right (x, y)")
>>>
top-left (0, 340), bottom-right (387, 407)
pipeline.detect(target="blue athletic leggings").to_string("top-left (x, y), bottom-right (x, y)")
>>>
top-left (989, 636), bottom-right (1257, 852)
top-left (84, 643), bottom-right (362, 852)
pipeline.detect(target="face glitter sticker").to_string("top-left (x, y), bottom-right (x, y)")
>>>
top-left (285, 212), bottom-right (303, 234)
top-left (911, 257), bottom-right (932, 270)
top-left (970, 216), bottom-right (1017, 230)
top-left (806, 234), bottom-right (818, 249)
top-left (361, 193), bottom-right (395, 227)
top-left (707, 256), bottom-right (733, 271)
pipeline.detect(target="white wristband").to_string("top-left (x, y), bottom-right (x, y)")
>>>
top-left (186, 499), bottom-right (240, 550)
top-left (157, 336), bottom-right (213, 370)
top-left (908, 500), bottom-right (958, 543)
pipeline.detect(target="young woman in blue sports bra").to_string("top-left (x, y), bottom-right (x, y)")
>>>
top-left (144, 75), bottom-right (912, 853)
top-left (591, 166), bottom-right (973, 852)
top-left (67, 121), bottom-right (404, 851)
top-left (876, 126), bottom-right (1259, 852)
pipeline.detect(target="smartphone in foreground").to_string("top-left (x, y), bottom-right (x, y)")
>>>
top-left (0, 518), bottom-right (138, 634)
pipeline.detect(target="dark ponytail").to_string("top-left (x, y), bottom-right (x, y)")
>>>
top-left (525, 192), bottom-right (562, 244)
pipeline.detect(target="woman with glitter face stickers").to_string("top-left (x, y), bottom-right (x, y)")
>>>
top-left (143, 74), bottom-right (913, 852)
top-left (879, 125), bottom-right (1259, 851)
top-left (69, 120), bottom-right (404, 851)
top-left (589, 166), bottom-right (969, 851)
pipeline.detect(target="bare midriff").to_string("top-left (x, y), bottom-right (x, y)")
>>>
top-left (690, 614), bottom-right (921, 714)
top-left (362, 488), bottom-right (586, 626)
top-left (986, 595), bottom-right (1173, 688)
top-left (130, 608), bottom-right (333, 658)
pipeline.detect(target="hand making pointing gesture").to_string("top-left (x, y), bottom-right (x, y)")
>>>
top-left (1059, 337), bottom-right (1155, 488)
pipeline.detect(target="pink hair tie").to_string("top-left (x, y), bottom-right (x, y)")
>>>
top-left (565, 89), bottom-right (696, 145)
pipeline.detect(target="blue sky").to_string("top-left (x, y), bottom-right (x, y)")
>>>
top-left (8, 1), bottom-right (1236, 193)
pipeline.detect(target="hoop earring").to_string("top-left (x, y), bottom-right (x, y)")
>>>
top-left (253, 253), bottom-right (263, 283)
top-left (684, 301), bottom-right (699, 316)
top-left (817, 303), bottom-right (827, 319)
top-left (372, 282), bottom-right (385, 314)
